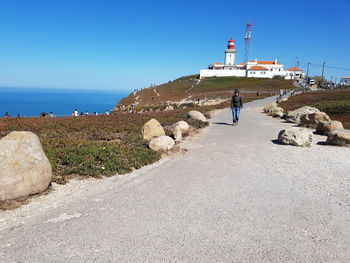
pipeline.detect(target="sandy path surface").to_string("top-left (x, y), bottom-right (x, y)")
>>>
top-left (1, 97), bottom-right (350, 262)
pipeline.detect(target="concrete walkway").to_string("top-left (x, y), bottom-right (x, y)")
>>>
top-left (1, 97), bottom-right (350, 262)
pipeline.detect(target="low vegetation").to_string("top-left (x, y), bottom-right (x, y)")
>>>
top-left (279, 88), bottom-right (350, 129)
top-left (0, 104), bottom-right (226, 183)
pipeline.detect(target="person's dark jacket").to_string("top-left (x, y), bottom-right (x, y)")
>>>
top-left (231, 95), bottom-right (243, 108)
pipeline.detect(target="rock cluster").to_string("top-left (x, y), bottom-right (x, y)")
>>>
top-left (142, 118), bottom-right (192, 152)
top-left (263, 102), bottom-right (284, 118)
top-left (0, 131), bottom-right (53, 201)
top-left (263, 97), bottom-right (350, 148)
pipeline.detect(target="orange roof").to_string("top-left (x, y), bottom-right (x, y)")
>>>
top-left (342, 77), bottom-right (350, 79)
top-left (248, 66), bottom-right (269, 71)
top-left (238, 62), bottom-right (246, 65)
top-left (213, 62), bottom-right (222, 65)
top-left (249, 60), bottom-right (281, 65)
top-left (287, 67), bottom-right (302, 71)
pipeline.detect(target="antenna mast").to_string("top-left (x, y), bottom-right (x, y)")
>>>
top-left (244, 23), bottom-right (252, 63)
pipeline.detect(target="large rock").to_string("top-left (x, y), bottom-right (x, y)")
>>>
top-left (263, 102), bottom-right (278, 113)
top-left (174, 121), bottom-right (189, 133)
top-left (0, 131), bottom-right (53, 201)
top-left (270, 107), bottom-right (284, 118)
top-left (149, 136), bottom-right (175, 151)
top-left (285, 106), bottom-right (320, 123)
top-left (300, 112), bottom-right (330, 126)
top-left (142, 118), bottom-right (165, 141)
top-left (316, 120), bottom-right (344, 135)
top-left (278, 127), bottom-right (313, 147)
top-left (326, 129), bottom-right (350, 147)
top-left (188, 111), bottom-right (207, 122)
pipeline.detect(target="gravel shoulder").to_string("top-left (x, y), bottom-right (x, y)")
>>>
top-left (1, 97), bottom-right (350, 262)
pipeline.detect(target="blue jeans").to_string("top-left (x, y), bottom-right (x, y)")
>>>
top-left (232, 107), bottom-right (240, 123)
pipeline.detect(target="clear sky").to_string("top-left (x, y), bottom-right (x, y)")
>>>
top-left (0, 0), bottom-right (349, 91)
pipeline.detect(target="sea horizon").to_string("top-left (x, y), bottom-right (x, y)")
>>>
top-left (0, 87), bottom-right (128, 117)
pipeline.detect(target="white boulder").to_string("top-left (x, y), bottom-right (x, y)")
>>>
top-left (149, 136), bottom-right (175, 151)
top-left (188, 111), bottom-right (207, 122)
top-left (278, 127), bottom-right (313, 147)
top-left (0, 131), bottom-right (53, 201)
top-left (174, 121), bottom-right (189, 133)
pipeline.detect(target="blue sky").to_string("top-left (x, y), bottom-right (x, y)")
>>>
top-left (0, 0), bottom-right (349, 91)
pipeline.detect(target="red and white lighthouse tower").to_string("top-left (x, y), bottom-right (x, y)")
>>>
top-left (224, 37), bottom-right (236, 66)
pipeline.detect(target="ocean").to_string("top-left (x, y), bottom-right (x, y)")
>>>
top-left (0, 88), bottom-right (128, 117)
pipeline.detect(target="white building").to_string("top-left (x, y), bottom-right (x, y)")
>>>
top-left (200, 38), bottom-right (304, 80)
top-left (340, 77), bottom-right (350, 86)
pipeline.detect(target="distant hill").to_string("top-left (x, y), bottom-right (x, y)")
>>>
top-left (114, 75), bottom-right (295, 112)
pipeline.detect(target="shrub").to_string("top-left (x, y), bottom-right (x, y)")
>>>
top-left (312, 101), bottom-right (350, 115)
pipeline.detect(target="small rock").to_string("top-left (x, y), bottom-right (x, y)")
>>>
top-left (142, 119), bottom-right (165, 141)
top-left (188, 111), bottom-right (207, 122)
top-left (0, 131), bottom-right (53, 201)
top-left (326, 129), bottom-right (350, 147)
top-left (149, 136), bottom-right (175, 151)
top-left (164, 105), bottom-right (174, 111)
top-left (316, 120), bottom-right (344, 135)
top-left (278, 127), bottom-right (313, 147)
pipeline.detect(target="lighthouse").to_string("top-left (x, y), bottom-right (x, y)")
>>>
top-left (224, 37), bottom-right (236, 66)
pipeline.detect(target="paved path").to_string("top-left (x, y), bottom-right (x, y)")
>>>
top-left (1, 97), bottom-right (350, 262)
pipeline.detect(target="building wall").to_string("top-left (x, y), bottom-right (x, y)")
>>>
top-left (285, 71), bottom-right (304, 80)
top-left (200, 69), bottom-right (246, 79)
top-left (247, 70), bottom-right (285, 78)
top-left (341, 78), bottom-right (350, 85)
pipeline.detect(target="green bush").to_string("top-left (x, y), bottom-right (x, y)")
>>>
top-left (313, 100), bottom-right (350, 115)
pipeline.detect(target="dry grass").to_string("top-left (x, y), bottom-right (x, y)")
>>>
top-left (0, 104), bottom-right (226, 182)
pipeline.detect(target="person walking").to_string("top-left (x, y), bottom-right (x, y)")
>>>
top-left (231, 89), bottom-right (243, 125)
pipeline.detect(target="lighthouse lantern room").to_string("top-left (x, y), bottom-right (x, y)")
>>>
top-left (224, 37), bottom-right (236, 66)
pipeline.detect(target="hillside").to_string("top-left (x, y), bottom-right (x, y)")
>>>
top-left (114, 75), bottom-right (295, 112)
